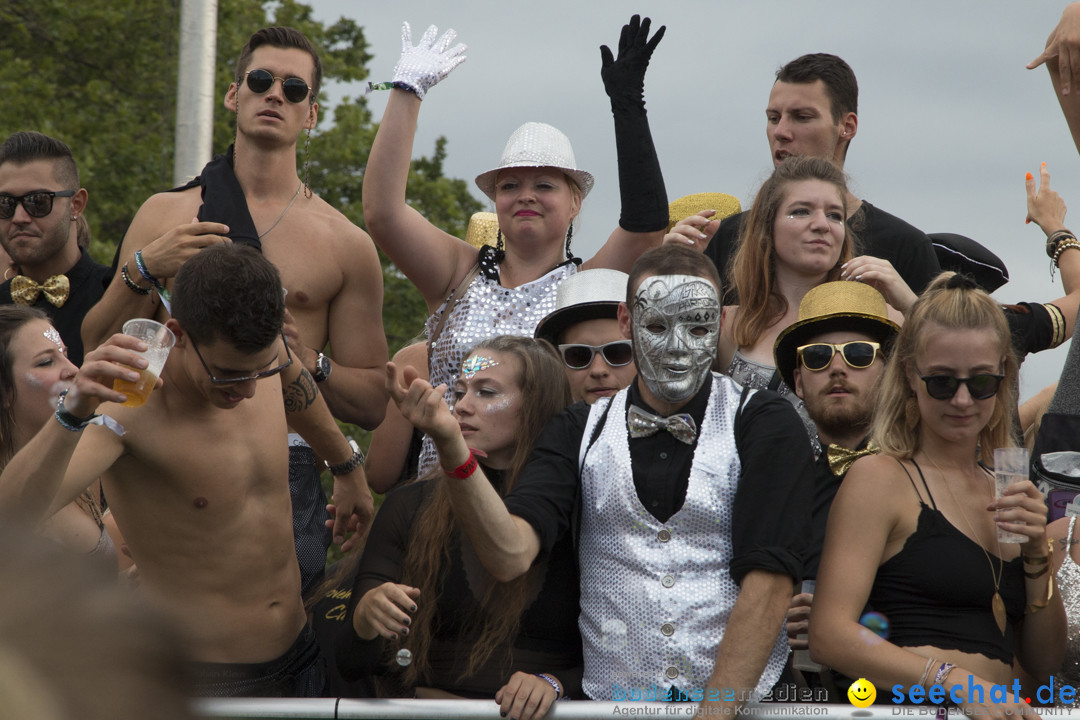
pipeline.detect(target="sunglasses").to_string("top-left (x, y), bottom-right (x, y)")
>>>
top-left (190, 331), bottom-right (294, 386)
top-left (244, 69), bottom-right (313, 104)
top-left (797, 341), bottom-right (881, 372)
top-left (558, 341), bottom-right (633, 370)
top-left (0, 190), bottom-right (76, 220)
top-left (916, 370), bottom-right (1005, 400)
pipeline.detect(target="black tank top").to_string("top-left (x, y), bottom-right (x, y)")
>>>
top-left (866, 459), bottom-right (1024, 665)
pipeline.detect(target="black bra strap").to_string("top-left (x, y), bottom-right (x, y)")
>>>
top-left (908, 458), bottom-right (937, 509)
top-left (894, 457), bottom-right (934, 508)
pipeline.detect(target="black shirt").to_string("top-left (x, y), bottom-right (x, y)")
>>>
top-left (705, 202), bottom-right (941, 302)
top-left (503, 374), bottom-right (814, 586)
top-left (0, 247), bottom-right (111, 366)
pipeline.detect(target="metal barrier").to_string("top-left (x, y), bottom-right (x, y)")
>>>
top-left (194, 699), bottom-right (1080, 720)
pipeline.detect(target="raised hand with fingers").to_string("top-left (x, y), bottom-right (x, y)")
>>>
top-left (840, 256), bottom-right (917, 314)
top-left (392, 22), bottom-right (467, 99)
top-left (136, 218), bottom-right (231, 283)
top-left (600, 15), bottom-right (666, 113)
top-left (1028, 2), bottom-right (1080, 95)
top-left (1025, 162), bottom-right (1068, 236)
top-left (386, 361), bottom-right (458, 445)
top-left (63, 333), bottom-right (156, 418)
top-left (664, 209), bottom-right (718, 252)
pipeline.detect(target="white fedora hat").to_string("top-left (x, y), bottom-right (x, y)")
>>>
top-left (534, 269), bottom-right (628, 344)
top-left (475, 122), bottom-right (595, 202)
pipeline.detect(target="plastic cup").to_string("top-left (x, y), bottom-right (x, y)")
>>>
top-left (112, 319), bottom-right (175, 407)
top-left (993, 447), bottom-right (1029, 543)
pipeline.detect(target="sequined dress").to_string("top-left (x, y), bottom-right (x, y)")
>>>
top-left (1060, 516), bottom-right (1080, 701)
top-left (726, 349), bottom-right (817, 446)
top-left (421, 245), bottom-right (577, 473)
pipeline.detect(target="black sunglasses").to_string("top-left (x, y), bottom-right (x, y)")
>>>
top-left (190, 331), bottom-right (294, 386)
top-left (797, 341), bottom-right (881, 372)
top-left (558, 341), bottom-right (633, 370)
top-left (916, 370), bottom-right (1005, 400)
top-left (0, 190), bottom-right (76, 220)
top-left (245, 69), bottom-right (313, 104)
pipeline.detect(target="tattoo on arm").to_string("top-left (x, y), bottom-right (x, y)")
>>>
top-left (283, 368), bottom-right (319, 413)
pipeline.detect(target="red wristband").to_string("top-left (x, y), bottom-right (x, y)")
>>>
top-left (443, 451), bottom-right (478, 479)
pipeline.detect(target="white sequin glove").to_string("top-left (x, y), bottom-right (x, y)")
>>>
top-left (392, 22), bottom-right (467, 99)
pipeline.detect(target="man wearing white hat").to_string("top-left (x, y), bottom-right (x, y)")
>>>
top-left (391, 245), bottom-right (813, 713)
top-left (535, 268), bottom-right (637, 405)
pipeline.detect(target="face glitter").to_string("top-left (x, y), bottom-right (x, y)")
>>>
top-left (461, 354), bottom-right (500, 379)
top-left (631, 274), bottom-right (720, 404)
top-left (43, 326), bottom-right (64, 351)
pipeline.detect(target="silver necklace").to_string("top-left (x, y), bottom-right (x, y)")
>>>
top-left (257, 183), bottom-right (302, 239)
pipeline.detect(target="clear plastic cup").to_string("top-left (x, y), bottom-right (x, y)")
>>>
top-left (112, 319), bottom-right (175, 407)
top-left (993, 447), bottom-right (1029, 543)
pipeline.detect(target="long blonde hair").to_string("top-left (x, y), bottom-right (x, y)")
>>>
top-left (399, 336), bottom-right (572, 688)
top-left (729, 156), bottom-right (855, 348)
top-left (872, 273), bottom-right (1018, 465)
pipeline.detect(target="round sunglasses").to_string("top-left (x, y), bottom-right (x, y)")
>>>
top-left (916, 370), bottom-right (1005, 401)
top-left (557, 341), bottom-right (633, 370)
top-left (0, 190), bottom-right (76, 220)
top-left (244, 69), bottom-right (313, 104)
top-left (796, 341), bottom-right (881, 372)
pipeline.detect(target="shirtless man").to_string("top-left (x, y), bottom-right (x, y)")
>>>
top-left (81, 27), bottom-right (387, 593)
top-left (1, 245), bottom-right (369, 696)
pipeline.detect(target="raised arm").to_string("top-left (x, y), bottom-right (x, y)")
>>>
top-left (1027, 163), bottom-right (1080, 340)
top-left (583, 15), bottom-right (669, 273)
top-left (0, 334), bottom-right (141, 521)
top-left (81, 192), bottom-right (229, 349)
top-left (1029, 3), bottom-right (1080, 155)
top-left (362, 23), bottom-right (475, 311)
top-left (386, 361), bottom-right (540, 580)
top-left (365, 341), bottom-right (427, 493)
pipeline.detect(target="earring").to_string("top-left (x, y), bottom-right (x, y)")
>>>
top-left (302, 126), bottom-right (312, 199)
top-left (904, 395), bottom-right (920, 430)
top-left (494, 229), bottom-right (506, 261)
top-left (564, 224), bottom-right (575, 261)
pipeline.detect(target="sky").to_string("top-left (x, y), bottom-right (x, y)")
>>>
top-left (305, 1), bottom-right (1079, 400)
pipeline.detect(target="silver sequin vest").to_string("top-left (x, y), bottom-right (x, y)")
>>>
top-left (577, 376), bottom-right (788, 700)
top-left (420, 260), bottom-right (576, 474)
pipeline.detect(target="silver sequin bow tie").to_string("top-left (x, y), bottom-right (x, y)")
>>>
top-left (627, 404), bottom-right (698, 445)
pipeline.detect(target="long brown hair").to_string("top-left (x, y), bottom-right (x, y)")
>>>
top-left (400, 336), bottom-right (572, 688)
top-left (0, 305), bottom-right (49, 467)
top-left (729, 156), bottom-right (855, 348)
top-left (872, 272), bottom-right (1018, 465)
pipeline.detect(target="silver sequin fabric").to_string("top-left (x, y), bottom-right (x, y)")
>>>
top-left (726, 350), bottom-right (818, 449)
top-left (576, 376), bottom-right (788, 701)
top-left (420, 252), bottom-right (576, 474)
top-left (1059, 516), bottom-right (1080, 703)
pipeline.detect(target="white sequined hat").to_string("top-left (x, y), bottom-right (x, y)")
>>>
top-left (534, 268), bottom-right (628, 344)
top-left (475, 122), bottom-right (595, 202)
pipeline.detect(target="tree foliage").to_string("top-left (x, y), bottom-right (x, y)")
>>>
top-left (1, 0), bottom-right (481, 358)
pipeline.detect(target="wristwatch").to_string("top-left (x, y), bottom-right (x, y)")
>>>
top-left (313, 351), bottom-right (332, 383)
top-left (326, 438), bottom-right (365, 476)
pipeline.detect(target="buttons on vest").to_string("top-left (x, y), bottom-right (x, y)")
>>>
top-left (657, 529), bottom-right (671, 542)
top-left (665, 666), bottom-right (679, 679)
top-left (661, 574), bottom-right (675, 588)
top-left (660, 622), bottom-right (675, 636)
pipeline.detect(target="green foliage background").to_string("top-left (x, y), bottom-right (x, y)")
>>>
top-left (2, 0), bottom-right (483, 555)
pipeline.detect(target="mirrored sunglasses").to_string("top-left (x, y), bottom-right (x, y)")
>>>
top-left (918, 372), bottom-right (1004, 401)
top-left (0, 190), bottom-right (76, 219)
top-left (245, 69), bottom-right (313, 104)
top-left (558, 341), bottom-right (633, 370)
top-left (797, 341), bottom-right (880, 372)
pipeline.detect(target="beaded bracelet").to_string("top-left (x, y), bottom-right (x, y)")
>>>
top-left (121, 263), bottom-right (152, 295)
top-left (54, 389), bottom-right (100, 432)
top-left (1046, 229), bottom-right (1076, 259)
top-left (133, 249), bottom-right (162, 288)
top-left (1054, 240), bottom-right (1080, 268)
top-left (535, 673), bottom-right (564, 700)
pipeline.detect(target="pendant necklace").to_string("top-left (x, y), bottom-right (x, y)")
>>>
top-left (258, 182), bottom-right (302, 239)
top-left (925, 452), bottom-right (1007, 635)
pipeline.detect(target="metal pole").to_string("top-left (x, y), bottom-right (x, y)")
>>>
top-left (173, 0), bottom-right (218, 186)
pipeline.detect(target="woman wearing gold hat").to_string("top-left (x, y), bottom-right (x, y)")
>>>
top-left (364, 16), bottom-right (668, 474)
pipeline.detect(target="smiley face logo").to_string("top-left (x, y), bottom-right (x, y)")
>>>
top-left (847, 678), bottom-right (876, 707)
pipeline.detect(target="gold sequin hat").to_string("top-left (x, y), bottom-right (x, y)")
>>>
top-left (773, 281), bottom-right (899, 392)
top-left (667, 193), bottom-right (741, 231)
top-left (534, 269), bottom-right (628, 344)
top-left (475, 122), bottom-right (595, 202)
top-left (464, 212), bottom-right (499, 249)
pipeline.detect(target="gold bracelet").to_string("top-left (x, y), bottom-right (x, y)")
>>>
top-left (1025, 574), bottom-right (1055, 614)
top-left (1024, 539), bottom-right (1056, 613)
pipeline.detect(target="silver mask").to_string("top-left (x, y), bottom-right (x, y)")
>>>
top-left (631, 274), bottom-right (720, 403)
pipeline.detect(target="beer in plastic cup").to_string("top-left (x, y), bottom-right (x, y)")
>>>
top-left (113, 319), bottom-right (175, 408)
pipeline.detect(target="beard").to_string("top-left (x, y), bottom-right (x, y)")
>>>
top-left (804, 393), bottom-right (872, 441)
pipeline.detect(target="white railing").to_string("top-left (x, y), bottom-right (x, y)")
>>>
top-left (194, 699), bottom-right (1080, 719)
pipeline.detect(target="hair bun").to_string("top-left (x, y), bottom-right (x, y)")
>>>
top-left (944, 272), bottom-right (978, 290)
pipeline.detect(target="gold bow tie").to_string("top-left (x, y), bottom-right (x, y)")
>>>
top-left (11, 274), bottom-right (69, 307)
top-left (826, 440), bottom-right (879, 476)
top-left (627, 404), bottom-right (698, 445)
